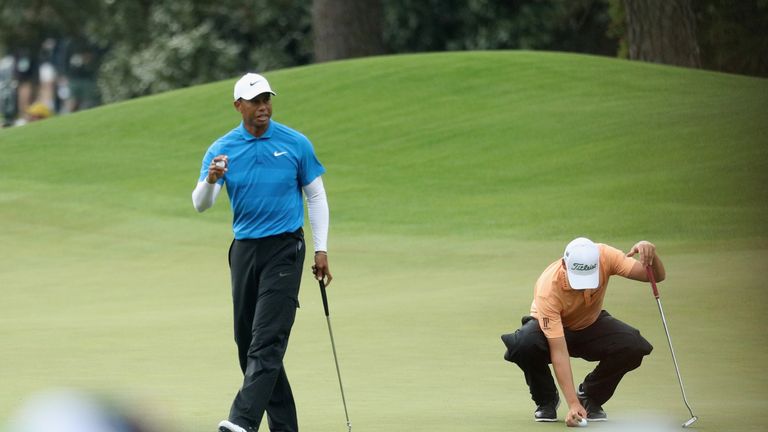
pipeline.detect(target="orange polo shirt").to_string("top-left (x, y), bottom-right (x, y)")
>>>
top-left (530, 244), bottom-right (637, 338)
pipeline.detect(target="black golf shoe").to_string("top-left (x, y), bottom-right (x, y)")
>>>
top-left (533, 396), bottom-right (560, 422)
top-left (577, 385), bottom-right (607, 422)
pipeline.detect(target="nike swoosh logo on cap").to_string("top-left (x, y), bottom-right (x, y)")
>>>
top-left (249, 81), bottom-right (259, 86)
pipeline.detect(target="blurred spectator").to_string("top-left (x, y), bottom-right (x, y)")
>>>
top-left (13, 48), bottom-right (38, 119)
top-left (37, 38), bottom-right (59, 110)
top-left (0, 38), bottom-right (102, 126)
top-left (4, 388), bottom-right (173, 432)
top-left (55, 38), bottom-right (102, 113)
top-left (0, 55), bottom-right (16, 127)
top-left (15, 101), bottom-right (53, 126)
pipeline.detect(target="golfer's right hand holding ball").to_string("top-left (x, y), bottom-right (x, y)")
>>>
top-left (566, 417), bottom-right (588, 427)
top-left (208, 155), bottom-right (228, 183)
top-left (566, 410), bottom-right (588, 427)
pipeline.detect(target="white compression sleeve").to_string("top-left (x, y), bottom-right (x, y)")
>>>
top-left (303, 177), bottom-right (329, 252)
top-left (192, 181), bottom-right (222, 212)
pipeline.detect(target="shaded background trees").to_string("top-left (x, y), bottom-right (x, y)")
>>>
top-left (0, 0), bottom-right (312, 118)
top-left (93, 0), bottom-right (312, 102)
top-left (313, 0), bottom-right (384, 62)
top-left (695, 0), bottom-right (768, 77)
top-left (623, 0), bottom-right (701, 68)
top-left (383, 0), bottom-right (616, 55)
top-left (1, 0), bottom-right (765, 125)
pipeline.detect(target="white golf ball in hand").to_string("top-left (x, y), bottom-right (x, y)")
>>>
top-left (215, 161), bottom-right (226, 168)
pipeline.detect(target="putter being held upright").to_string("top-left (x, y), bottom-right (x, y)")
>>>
top-left (192, 73), bottom-right (332, 432)
top-left (501, 238), bottom-right (666, 426)
top-left (646, 266), bottom-right (698, 428)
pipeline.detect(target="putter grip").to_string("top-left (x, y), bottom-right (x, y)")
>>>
top-left (646, 266), bottom-right (660, 299)
top-left (319, 279), bottom-right (330, 316)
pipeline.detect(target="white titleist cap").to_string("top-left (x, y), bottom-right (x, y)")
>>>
top-left (563, 237), bottom-right (600, 289)
top-left (233, 73), bottom-right (276, 101)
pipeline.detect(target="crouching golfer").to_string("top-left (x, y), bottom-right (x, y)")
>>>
top-left (501, 237), bottom-right (665, 426)
top-left (193, 73), bottom-right (332, 432)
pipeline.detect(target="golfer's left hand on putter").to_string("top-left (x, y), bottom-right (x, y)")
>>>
top-left (626, 240), bottom-right (656, 266)
top-left (312, 252), bottom-right (332, 286)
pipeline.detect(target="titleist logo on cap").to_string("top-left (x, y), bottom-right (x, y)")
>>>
top-left (571, 263), bottom-right (597, 271)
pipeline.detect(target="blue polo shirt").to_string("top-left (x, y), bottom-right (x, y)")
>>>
top-left (199, 120), bottom-right (325, 240)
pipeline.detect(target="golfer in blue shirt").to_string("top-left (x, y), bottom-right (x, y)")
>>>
top-left (193, 73), bottom-right (332, 432)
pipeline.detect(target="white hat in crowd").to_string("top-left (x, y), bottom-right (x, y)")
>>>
top-left (563, 237), bottom-right (600, 289)
top-left (233, 73), bottom-right (276, 101)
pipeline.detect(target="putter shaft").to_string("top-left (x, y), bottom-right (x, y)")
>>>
top-left (655, 297), bottom-right (697, 424)
top-left (319, 280), bottom-right (352, 432)
top-left (646, 267), bottom-right (697, 427)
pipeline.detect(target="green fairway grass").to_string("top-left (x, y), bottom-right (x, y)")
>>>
top-left (1, 51), bottom-right (767, 431)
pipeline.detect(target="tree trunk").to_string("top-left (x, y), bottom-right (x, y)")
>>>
top-left (623, 0), bottom-right (701, 68)
top-left (312, 0), bottom-right (385, 63)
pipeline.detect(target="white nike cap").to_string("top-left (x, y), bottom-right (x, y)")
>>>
top-left (563, 237), bottom-right (600, 289)
top-left (233, 73), bottom-right (276, 101)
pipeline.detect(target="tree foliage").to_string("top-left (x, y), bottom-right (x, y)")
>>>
top-left (91, 0), bottom-right (312, 102)
top-left (694, 0), bottom-right (768, 77)
top-left (0, 0), bottom-right (100, 49)
top-left (609, 0), bottom-right (767, 76)
top-left (1, 0), bottom-right (764, 108)
top-left (383, 0), bottom-right (616, 55)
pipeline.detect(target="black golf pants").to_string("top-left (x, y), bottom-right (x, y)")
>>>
top-left (227, 229), bottom-right (305, 432)
top-left (501, 310), bottom-right (653, 407)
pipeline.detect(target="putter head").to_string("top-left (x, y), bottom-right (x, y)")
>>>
top-left (682, 416), bottom-right (698, 428)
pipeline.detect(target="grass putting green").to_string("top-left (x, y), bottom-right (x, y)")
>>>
top-left (1, 51), bottom-right (767, 431)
